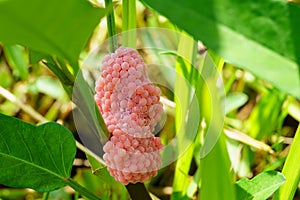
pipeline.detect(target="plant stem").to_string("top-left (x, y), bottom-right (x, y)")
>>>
top-left (56, 57), bottom-right (75, 83)
top-left (75, 140), bottom-right (106, 166)
top-left (65, 178), bottom-right (102, 200)
top-left (121, 1), bottom-right (152, 199)
top-left (126, 183), bottom-right (152, 200)
top-left (122, 0), bottom-right (136, 48)
top-left (104, 0), bottom-right (118, 52)
top-left (42, 192), bottom-right (49, 200)
top-left (74, 192), bottom-right (79, 200)
top-left (42, 57), bottom-right (73, 86)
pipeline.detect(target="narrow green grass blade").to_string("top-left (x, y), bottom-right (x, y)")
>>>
top-left (171, 33), bottom-right (198, 199)
top-left (104, 0), bottom-right (118, 52)
top-left (273, 125), bottom-right (300, 200)
top-left (198, 52), bottom-right (235, 200)
top-left (199, 133), bottom-right (236, 200)
top-left (122, 0), bottom-right (136, 48)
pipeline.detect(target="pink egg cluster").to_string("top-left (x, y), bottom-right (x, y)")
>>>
top-left (95, 46), bottom-right (164, 185)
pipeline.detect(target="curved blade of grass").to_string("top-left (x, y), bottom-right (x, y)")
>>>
top-left (141, 0), bottom-right (300, 99)
top-left (171, 33), bottom-right (198, 199)
top-left (273, 124), bottom-right (300, 200)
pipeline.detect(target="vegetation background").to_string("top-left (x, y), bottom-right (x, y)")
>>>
top-left (0, 0), bottom-right (299, 199)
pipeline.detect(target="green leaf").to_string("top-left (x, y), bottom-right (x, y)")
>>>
top-left (273, 125), bottom-right (300, 200)
top-left (197, 51), bottom-right (235, 200)
top-left (141, 0), bottom-right (300, 99)
top-left (172, 33), bottom-right (199, 200)
top-left (0, 0), bottom-right (105, 63)
top-left (235, 171), bottom-right (286, 200)
top-left (0, 113), bottom-right (76, 192)
top-left (29, 50), bottom-right (47, 64)
top-left (199, 134), bottom-right (236, 200)
top-left (225, 93), bottom-right (248, 114)
top-left (3, 44), bottom-right (29, 80)
top-left (122, 0), bottom-right (137, 48)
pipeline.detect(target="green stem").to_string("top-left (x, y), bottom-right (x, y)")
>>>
top-left (65, 178), bottom-right (102, 200)
top-left (42, 57), bottom-right (73, 86)
top-left (44, 56), bottom-right (110, 140)
top-left (122, 0), bottom-right (136, 48)
top-left (56, 57), bottom-right (75, 83)
top-left (74, 192), bottom-right (79, 200)
top-left (42, 192), bottom-right (49, 200)
top-left (122, 2), bottom-right (152, 199)
top-left (273, 124), bottom-right (300, 200)
top-left (104, 0), bottom-right (118, 52)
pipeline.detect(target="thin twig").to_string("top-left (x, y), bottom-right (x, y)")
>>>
top-left (75, 140), bottom-right (106, 166)
top-left (0, 85), bottom-right (47, 123)
top-left (224, 127), bottom-right (274, 153)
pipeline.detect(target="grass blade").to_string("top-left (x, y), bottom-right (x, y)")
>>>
top-left (171, 33), bottom-right (198, 200)
top-left (273, 125), bottom-right (300, 200)
top-left (122, 0), bottom-right (136, 48)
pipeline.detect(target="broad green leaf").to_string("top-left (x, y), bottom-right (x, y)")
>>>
top-left (0, 0), bottom-right (105, 63)
top-left (0, 113), bottom-right (76, 192)
top-left (3, 44), bottom-right (29, 80)
top-left (225, 93), bottom-right (248, 115)
top-left (273, 125), bottom-right (300, 200)
top-left (29, 50), bottom-right (47, 64)
top-left (235, 171), bottom-right (286, 200)
top-left (141, 0), bottom-right (300, 99)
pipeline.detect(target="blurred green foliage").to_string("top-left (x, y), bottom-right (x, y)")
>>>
top-left (0, 0), bottom-right (299, 199)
